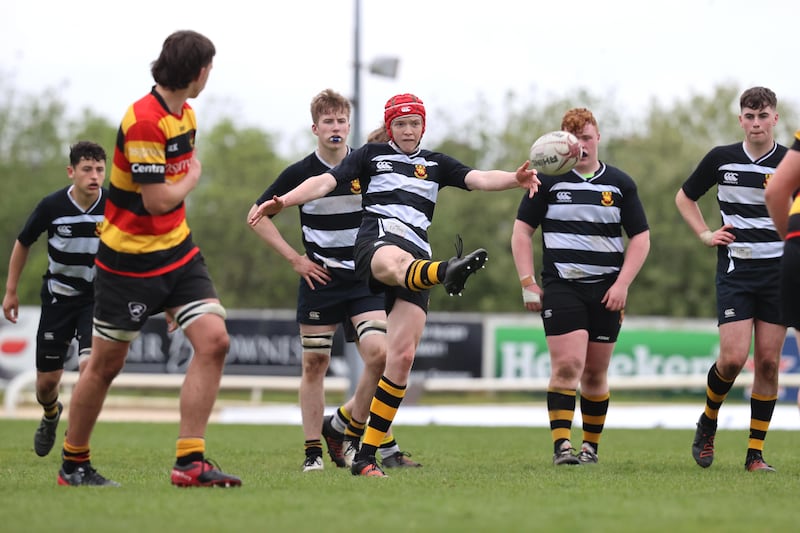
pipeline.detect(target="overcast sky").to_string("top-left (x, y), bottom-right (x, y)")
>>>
top-left (2, 0), bottom-right (797, 154)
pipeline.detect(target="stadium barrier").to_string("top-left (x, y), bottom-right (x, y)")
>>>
top-left (6, 369), bottom-right (800, 417)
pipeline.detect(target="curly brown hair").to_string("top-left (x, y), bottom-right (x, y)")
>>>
top-left (560, 108), bottom-right (598, 136)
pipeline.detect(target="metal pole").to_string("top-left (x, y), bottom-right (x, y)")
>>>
top-left (352, 0), bottom-right (362, 146)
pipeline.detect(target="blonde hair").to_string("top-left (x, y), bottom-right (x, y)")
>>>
top-left (366, 124), bottom-right (389, 143)
top-left (310, 89), bottom-right (351, 124)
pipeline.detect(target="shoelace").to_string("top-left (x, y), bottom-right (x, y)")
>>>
top-left (453, 234), bottom-right (463, 258)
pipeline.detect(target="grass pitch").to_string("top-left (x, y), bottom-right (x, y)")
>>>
top-left (0, 419), bottom-right (796, 532)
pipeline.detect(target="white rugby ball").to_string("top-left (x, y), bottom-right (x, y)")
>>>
top-left (529, 131), bottom-right (581, 175)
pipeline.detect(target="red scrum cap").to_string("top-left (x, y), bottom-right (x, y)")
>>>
top-left (384, 93), bottom-right (426, 140)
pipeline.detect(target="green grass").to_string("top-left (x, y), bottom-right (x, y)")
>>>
top-left (0, 419), bottom-right (796, 533)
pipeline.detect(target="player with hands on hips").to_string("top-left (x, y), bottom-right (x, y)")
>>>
top-left (676, 86), bottom-right (786, 473)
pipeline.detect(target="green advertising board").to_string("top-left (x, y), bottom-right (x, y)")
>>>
top-left (491, 318), bottom-right (720, 379)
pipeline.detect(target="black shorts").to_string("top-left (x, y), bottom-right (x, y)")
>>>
top-left (540, 279), bottom-right (622, 342)
top-left (354, 237), bottom-right (430, 314)
top-left (716, 259), bottom-right (782, 326)
top-left (36, 287), bottom-right (93, 372)
top-left (93, 253), bottom-right (218, 332)
top-left (297, 277), bottom-right (384, 341)
top-left (780, 240), bottom-right (800, 328)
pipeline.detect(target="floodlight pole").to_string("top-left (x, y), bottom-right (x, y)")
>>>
top-left (352, 0), bottom-right (363, 146)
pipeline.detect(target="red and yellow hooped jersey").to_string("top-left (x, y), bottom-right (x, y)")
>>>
top-left (97, 89), bottom-right (198, 277)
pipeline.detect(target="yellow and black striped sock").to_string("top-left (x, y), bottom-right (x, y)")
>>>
top-left (547, 388), bottom-right (576, 452)
top-left (580, 392), bottom-right (610, 453)
top-left (360, 376), bottom-right (406, 459)
top-left (404, 259), bottom-right (446, 291)
top-left (305, 439), bottom-right (323, 457)
top-left (37, 395), bottom-right (59, 418)
top-left (747, 392), bottom-right (777, 453)
top-left (703, 363), bottom-right (734, 423)
top-left (344, 417), bottom-right (366, 439)
top-left (176, 437), bottom-right (205, 466)
top-left (331, 406), bottom-right (351, 433)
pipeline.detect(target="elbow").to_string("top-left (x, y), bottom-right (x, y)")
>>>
top-left (674, 189), bottom-right (685, 208)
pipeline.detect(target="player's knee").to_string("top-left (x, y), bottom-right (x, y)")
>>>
top-left (754, 356), bottom-right (779, 381)
top-left (36, 371), bottom-right (62, 394)
top-left (302, 353), bottom-right (330, 377)
top-left (207, 328), bottom-right (230, 358)
top-left (391, 346), bottom-right (416, 373)
top-left (360, 342), bottom-right (387, 369)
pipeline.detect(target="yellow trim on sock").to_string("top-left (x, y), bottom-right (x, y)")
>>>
top-left (750, 392), bottom-right (778, 402)
top-left (176, 437), bottom-right (205, 458)
top-left (63, 441), bottom-right (90, 456)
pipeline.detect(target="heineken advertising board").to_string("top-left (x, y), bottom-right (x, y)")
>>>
top-left (490, 319), bottom-right (719, 379)
top-left (486, 316), bottom-right (800, 401)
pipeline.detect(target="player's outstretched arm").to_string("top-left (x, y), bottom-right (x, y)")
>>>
top-left (248, 173), bottom-right (337, 226)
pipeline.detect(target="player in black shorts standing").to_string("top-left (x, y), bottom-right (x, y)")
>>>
top-left (676, 87), bottom-right (787, 472)
top-left (511, 108), bottom-right (650, 466)
top-left (2, 141), bottom-right (106, 458)
top-left (248, 89), bottom-right (417, 471)
top-left (250, 93), bottom-right (539, 476)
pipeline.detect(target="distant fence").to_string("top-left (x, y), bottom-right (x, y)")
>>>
top-left (3, 309), bottom-right (800, 416)
top-left (7, 369), bottom-right (800, 417)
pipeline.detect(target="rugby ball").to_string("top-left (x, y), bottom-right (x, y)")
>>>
top-left (529, 131), bottom-right (581, 175)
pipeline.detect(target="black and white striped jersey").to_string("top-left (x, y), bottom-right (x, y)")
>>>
top-left (255, 149), bottom-right (364, 282)
top-left (681, 141), bottom-right (787, 271)
top-left (516, 163), bottom-right (649, 284)
top-left (17, 185), bottom-right (105, 298)
top-left (329, 142), bottom-right (472, 259)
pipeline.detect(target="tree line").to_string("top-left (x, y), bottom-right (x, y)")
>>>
top-left (2, 82), bottom-right (797, 318)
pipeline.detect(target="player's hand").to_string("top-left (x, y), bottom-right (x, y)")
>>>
top-left (248, 196), bottom-right (285, 226)
top-left (602, 282), bottom-right (628, 311)
top-left (516, 161), bottom-right (540, 198)
top-left (184, 157), bottom-right (202, 190)
top-left (700, 224), bottom-right (735, 247)
top-left (165, 310), bottom-right (178, 333)
top-left (2, 293), bottom-right (19, 323)
top-left (522, 285), bottom-right (543, 312)
top-left (292, 255), bottom-right (331, 290)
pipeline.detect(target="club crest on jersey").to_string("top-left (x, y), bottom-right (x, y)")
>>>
top-left (764, 173), bottom-right (772, 188)
top-left (350, 179), bottom-right (362, 194)
top-left (128, 301), bottom-right (148, 322)
top-left (414, 165), bottom-right (428, 179)
top-left (95, 222), bottom-right (103, 237)
top-left (601, 191), bottom-right (614, 206)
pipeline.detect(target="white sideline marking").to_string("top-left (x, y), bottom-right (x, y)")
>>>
top-left (218, 404), bottom-right (800, 430)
